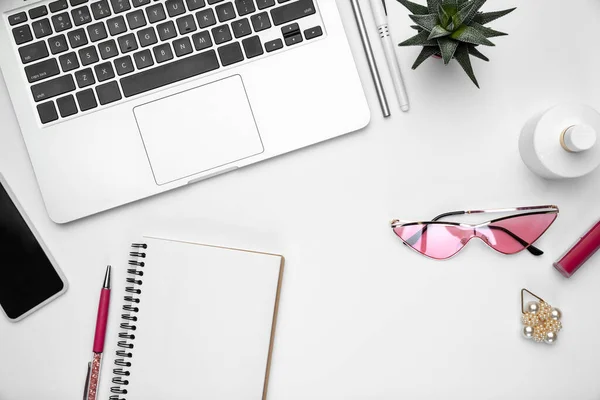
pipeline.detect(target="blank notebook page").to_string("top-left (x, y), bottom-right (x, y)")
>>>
top-left (100, 236), bottom-right (284, 400)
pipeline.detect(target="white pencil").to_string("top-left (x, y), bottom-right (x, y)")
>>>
top-left (369, 0), bottom-right (410, 112)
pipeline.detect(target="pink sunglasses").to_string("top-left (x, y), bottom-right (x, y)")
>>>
top-left (391, 205), bottom-right (559, 260)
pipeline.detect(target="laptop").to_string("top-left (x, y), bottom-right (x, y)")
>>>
top-left (0, 0), bottom-right (369, 223)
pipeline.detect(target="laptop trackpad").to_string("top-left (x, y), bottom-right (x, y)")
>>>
top-left (133, 75), bottom-right (264, 185)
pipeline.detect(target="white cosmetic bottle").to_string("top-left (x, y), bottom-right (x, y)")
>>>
top-left (519, 104), bottom-right (600, 179)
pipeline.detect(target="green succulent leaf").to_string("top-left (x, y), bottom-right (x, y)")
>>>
top-left (452, 1), bottom-right (474, 27)
top-left (468, 45), bottom-right (489, 61)
top-left (396, 0), bottom-right (429, 15)
top-left (474, 7), bottom-right (516, 25)
top-left (427, 0), bottom-right (442, 14)
top-left (410, 24), bottom-right (423, 31)
top-left (437, 4), bottom-right (450, 26)
top-left (454, 43), bottom-right (479, 87)
top-left (471, 22), bottom-right (507, 37)
top-left (412, 46), bottom-right (440, 69)
top-left (409, 13), bottom-right (439, 32)
top-left (437, 37), bottom-right (459, 64)
top-left (450, 25), bottom-right (495, 46)
top-left (463, 0), bottom-right (487, 24)
top-left (398, 30), bottom-right (438, 46)
top-left (428, 25), bottom-right (451, 39)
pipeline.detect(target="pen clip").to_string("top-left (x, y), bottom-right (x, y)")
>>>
top-left (381, 0), bottom-right (387, 16)
top-left (83, 362), bottom-right (91, 400)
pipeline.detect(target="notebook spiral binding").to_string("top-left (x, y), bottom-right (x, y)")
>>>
top-left (109, 243), bottom-right (147, 400)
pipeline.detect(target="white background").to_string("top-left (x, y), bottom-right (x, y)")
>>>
top-left (1, 0), bottom-right (600, 399)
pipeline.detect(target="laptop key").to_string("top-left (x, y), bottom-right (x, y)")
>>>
top-left (75, 68), bottom-right (96, 87)
top-left (304, 25), bottom-right (322, 40)
top-left (72, 6), bottom-right (93, 26)
top-left (284, 32), bottom-right (301, 46)
top-left (56, 94), bottom-right (78, 117)
top-left (70, 0), bottom-right (88, 6)
top-left (186, 0), bottom-right (205, 11)
top-left (196, 9), bottom-right (216, 28)
top-left (99, 39), bottom-right (119, 59)
top-left (241, 35), bottom-right (262, 58)
top-left (235, 0), bottom-right (255, 16)
top-left (211, 24), bottom-right (231, 44)
top-left (173, 37), bottom-right (192, 57)
top-left (49, 0), bottom-right (69, 13)
top-left (79, 45), bottom-right (100, 65)
top-left (48, 34), bottom-right (68, 54)
top-left (120, 49), bottom-right (219, 97)
top-left (9, 12), bottom-right (27, 26)
top-left (31, 74), bottom-right (76, 102)
top-left (146, 3), bottom-right (166, 23)
top-left (157, 21), bottom-right (177, 41)
top-left (217, 41), bottom-right (243, 66)
top-left (67, 28), bottom-right (89, 48)
top-left (88, 22), bottom-right (108, 41)
top-left (114, 55), bottom-right (134, 75)
top-left (94, 61), bottom-right (115, 81)
top-left (52, 13), bottom-right (72, 32)
top-left (19, 41), bottom-right (49, 64)
top-left (281, 22), bottom-right (298, 36)
top-left (107, 16), bottom-right (127, 35)
top-left (153, 43), bottom-right (173, 63)
top-left (264, 37), bottom-right (282, 52)
top-left (137, 27), bottom-right (157, 47)
top-left (37, 101), bottom-right (58, 124)
top-left (126, 10), bottom-right (146, 29)
top-left (96, 81), bottom-right (122, 105)
top-left (250, 12), bottom-right (270, 32)
top-left (118, 33), bottom-right (138, 52)
top-left (256, 0), bottom-right (274, 10)
top-left (29, 6), bottom-right (49, 20)
top-left (176, 15), bottom-right (197, 34)
top-left (32, 19), bottom-right (53, 39)
top-left (59, 52), bottom-right (80, 71)
top-left (12, 25), bottom-right (33, 45)
top-left (76, 88), bottom-right (98, 111)
top-left (91, 0), bottom-right (112, 19)
top-left (216, 2), bottom-right (235, 22)
top-left (25, 58), bottom-right (60, 83)
top-left (133, 49), bottom-right (153, 69)
top-left (165, 0), bottom-right (186, 17)
top-left (270, 0), bottom-right (314, 25)
top-left (191, 31), bottom-right (211, 50)
top-left (111, 0), bottom-right (131, 13)
top-left (132, 0), bottom-right (150, 7)
top-left (232, 18), bottom-right (251, 38)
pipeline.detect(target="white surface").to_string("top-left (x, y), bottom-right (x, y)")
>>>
top-left (0, 0), bottom-right (369, 223)
top-left (96, 236), bottom-right (282, 399)
top-left (1, 0), bottom-right (600, 399)
top-left (133, 75), bottom-right (264, 185)
top-left (519, 104), bottom-right (600, 179)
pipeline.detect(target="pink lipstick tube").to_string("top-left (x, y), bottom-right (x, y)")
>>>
top-left (554, 219), bottom-right (600, 278)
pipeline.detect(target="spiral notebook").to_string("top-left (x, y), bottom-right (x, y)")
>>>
top-left (98, 236), bottom-right (285, 400)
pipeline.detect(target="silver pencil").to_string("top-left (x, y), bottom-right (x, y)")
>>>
top-left (350, 0), bottom-right (391, 118)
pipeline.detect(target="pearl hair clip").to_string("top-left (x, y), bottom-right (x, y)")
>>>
top-left (521, 289), bottom-right (562, 344)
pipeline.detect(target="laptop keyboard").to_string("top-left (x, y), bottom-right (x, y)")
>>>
top-left (8, 0), bottom-right (323, 124)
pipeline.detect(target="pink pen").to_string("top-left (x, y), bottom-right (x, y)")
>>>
top-left (84, 266), bottom-right (111, 400)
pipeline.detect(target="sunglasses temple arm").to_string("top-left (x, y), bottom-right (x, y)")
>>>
top-left (431, 210), bottom-right (466, 221)
top-left (487, 225), bottom-right (544, 256)
top-left (401, 211), bottom-right (466, 246)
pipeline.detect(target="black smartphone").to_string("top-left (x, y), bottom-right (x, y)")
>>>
top-left (0, 174), bottom-right (67, 321)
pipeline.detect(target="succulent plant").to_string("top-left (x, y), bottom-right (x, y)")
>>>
top-left (397, 0), bottom-right (515, 87)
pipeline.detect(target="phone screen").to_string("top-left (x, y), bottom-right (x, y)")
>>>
top-left (0, 181), bottom-right (64, 320)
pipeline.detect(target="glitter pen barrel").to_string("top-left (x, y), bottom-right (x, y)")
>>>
top-left (84, 266), bottom-right (111, 400)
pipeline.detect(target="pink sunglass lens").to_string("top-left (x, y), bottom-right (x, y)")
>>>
top-left (481, 213), bottom-right (557, 254)
top-left (393, 224), bottom-right (473, 260)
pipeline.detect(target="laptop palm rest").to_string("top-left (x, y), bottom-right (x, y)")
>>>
top-left (133, 75), bottom-right (264, 185)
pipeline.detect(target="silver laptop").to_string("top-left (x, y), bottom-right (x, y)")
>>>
top-left (0, 0), bottom-right (369, 223)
